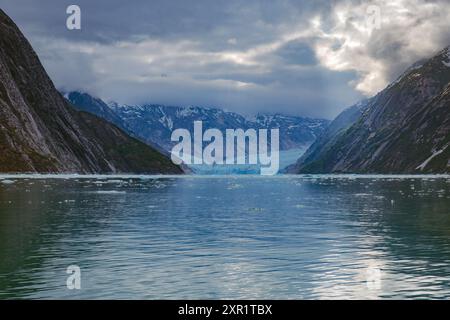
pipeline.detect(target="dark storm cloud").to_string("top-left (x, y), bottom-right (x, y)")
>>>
top-left (1, 0), bottom-right (329, 44)
top-left (1, 0), bottom-right (449, 119)
top-left (276, 40), bottom-right (318, 66)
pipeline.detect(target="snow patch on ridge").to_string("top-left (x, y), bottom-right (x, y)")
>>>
top-left (416, 144), bottom-right (449, 171)
top-left (442, 48), bottom-right (450, 67)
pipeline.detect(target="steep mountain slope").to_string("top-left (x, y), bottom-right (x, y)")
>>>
top-left (286, 99), bottom-right (370, 173)
top-left (63, 91), bottom-right (132, 135)
top-left (293, 47), bottom-right (450, 174)
top-left (66, 92), bottom-right (329, 152)
top-left (0, 9), bottom-right (181, 174)
top-left (63, 91), bottom-right (172, 155)
top-left (251, 113), bottom-right (326, 150)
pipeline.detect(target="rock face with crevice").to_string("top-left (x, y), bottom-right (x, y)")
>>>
top-left (0, 9), bottom-right (182, 174)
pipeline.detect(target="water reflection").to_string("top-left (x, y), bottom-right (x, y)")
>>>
top-left (0, 175), bottom-right (449, 299)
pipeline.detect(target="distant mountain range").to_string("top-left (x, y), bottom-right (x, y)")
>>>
top-left (0, 9), bottom-right (181, 174)
top-left (288, 47), bottom-right (450, 174)
top-left (65, 92), bottom-right (330, 153)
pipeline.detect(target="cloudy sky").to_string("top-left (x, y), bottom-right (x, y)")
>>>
top-left (1, 0), bottom-right (450, 119)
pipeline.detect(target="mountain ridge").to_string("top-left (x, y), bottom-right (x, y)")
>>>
top-left (0, 9), bottom-right (182, 174)
top-left (290, 46), bottom-right (450, 174)
top-left (65, 91), bottom-right (330, 153)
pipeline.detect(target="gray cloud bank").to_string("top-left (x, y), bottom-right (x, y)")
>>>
top-left (1, 0), bottom-right (449, 119)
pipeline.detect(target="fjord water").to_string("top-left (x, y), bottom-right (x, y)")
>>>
top-left (1, 175), bottom-right (450, 299)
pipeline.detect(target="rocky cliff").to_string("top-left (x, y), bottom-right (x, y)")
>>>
top-left (292, 47), bottom-right (450, 174)
top-left (0, 9), bottom-right (182, 174)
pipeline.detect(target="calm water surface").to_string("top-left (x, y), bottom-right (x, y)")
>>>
top-left (1, 175), bottom-right (450, 299)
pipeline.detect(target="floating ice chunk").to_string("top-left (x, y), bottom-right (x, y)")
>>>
top-left (227, 183), bottom-right (243, 190)
top-left (1, 180), bottom-right (15, 184)
top-left (94, 190), bottom-right (126, 194)
top-left (103, 180), bottom-right (125, 184)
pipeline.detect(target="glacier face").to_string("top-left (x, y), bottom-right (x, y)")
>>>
top-left (187, 147), bottom-right (309, 175)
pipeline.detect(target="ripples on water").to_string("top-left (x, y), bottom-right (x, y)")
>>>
top-left (1, 175), bottom-right (450, 299)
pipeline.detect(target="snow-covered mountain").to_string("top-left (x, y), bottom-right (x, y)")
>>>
top-left (66, 92), bottom-right (329, 153)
